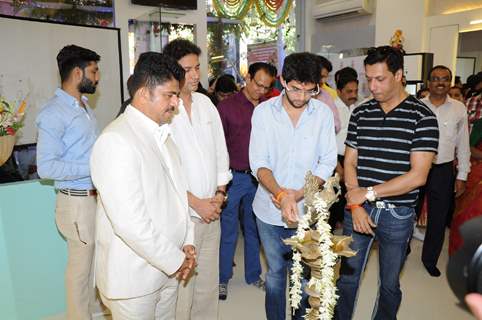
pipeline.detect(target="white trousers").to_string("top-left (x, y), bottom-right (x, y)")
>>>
top-left (101, 277), bottom-right (179, 320)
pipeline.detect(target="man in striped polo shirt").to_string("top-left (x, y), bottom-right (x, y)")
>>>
top-left (335, 46), bottom-right (439, 320)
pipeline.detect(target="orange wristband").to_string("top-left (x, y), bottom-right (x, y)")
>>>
top-left (275, 190), bottom-right (287, 202)
top-left (347, 204), bottom-right (362, 211)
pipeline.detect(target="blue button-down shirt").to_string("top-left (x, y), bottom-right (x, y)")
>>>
top-left (249, 94), bottom-right (337, 227)
top-left (36, 88), bottom-right (99, 189)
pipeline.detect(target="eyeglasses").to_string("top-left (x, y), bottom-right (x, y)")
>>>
top-left (285, 84), bottom-right (320, 97)
top-left (430, 76), bottom-right (451, 82)
top-left (252, 78), bottom-right (272, 92)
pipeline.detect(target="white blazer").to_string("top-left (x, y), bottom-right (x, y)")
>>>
top-left (90, 105), bottom-right (194, 299)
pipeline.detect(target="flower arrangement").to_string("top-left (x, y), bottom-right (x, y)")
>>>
top-left (284, 172), bottom-right (356, 320)
top-left (0, 96), bottom-right (26, 136)
top-left (0, 96), bottom-right (26, 166)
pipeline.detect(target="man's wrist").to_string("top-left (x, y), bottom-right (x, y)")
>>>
top-left (215, 189), bottom-right (228, 202)
top-left (365, 186), bottom-right (378, 202)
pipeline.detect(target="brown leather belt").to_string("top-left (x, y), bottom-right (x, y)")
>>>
top-left (58, 189), bottom-right (97, 197)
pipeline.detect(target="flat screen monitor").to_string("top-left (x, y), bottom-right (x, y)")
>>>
top-left (131, 0), bottom-right (197, 10)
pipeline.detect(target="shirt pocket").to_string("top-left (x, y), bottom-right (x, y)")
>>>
top-left (439, 117), bottom-right (457, 143)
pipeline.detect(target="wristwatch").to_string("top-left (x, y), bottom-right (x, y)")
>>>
top-left (365, 186), bottom-right (378, 202)
top-left (215, 189), bottom-right (228, 203)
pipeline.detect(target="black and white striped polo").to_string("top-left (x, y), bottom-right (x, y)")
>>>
top-left (345, 95), bottom-right (439, 207)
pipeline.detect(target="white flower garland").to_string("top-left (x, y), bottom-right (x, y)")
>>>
top-left (288, 186), bottom-right (339, 320)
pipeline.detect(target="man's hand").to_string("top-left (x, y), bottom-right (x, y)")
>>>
top-left (351, 207), bottom-right (376, 236)
top-left (176, 252), bottom-right (196, 284)
top-left (280, 192), bottom-right (299, 225)
top-left (183, 245), bottom-right (196, 260)
top-left (466, 293), bottom-right (482, 320)
top-left (211, 193), bottom-right (225, 211)
top-left (193, 198), bottom-right (221, 224)
top-left (346, 187), bottom-right (367, 205)
top-left (271, 188), bottom-right (303, 209)
top-left (455, 179), bottom-right (466, 198)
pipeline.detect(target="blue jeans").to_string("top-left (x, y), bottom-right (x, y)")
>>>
top-left (335, 204), bottom-right (415, 320)
top-left (256, 217), bottom-right (309, 320)
top-left (219, 172), bottom-right (262, 284)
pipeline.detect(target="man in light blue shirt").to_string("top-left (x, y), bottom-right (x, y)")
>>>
top-left (36, 45), bottom-right (100, 320)
top-left (249, 52), bottom-right (337, 320)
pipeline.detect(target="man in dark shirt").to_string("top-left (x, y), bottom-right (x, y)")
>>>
top-left (335, 46), bottom-right (439, 320)
top-left (217, 62), bottom-right (277, 300)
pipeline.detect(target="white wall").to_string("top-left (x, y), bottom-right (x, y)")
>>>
top-left (312, 14), bottom-right (375, 53)
top-left (114, 0), bottom-right (209, 90)
top-left (375, 0), bottom-right (428, 52)
top-left (424, 7), bottom-right (482, 82)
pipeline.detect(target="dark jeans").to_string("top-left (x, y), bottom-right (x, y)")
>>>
top-left (335, 204), bottom-right (415, 320)
top-left (256, 218), bottom-right (309, 320)
top-left (219, 171), bottom-right (262, 284)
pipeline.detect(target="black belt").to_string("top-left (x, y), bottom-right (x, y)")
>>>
top-left (231, 168), bottom-right (251, 174)
top-left (58, 189), bottom-right (97, 197)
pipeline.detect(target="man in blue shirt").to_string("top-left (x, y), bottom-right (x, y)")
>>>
top-left (249, 52), bottom-right (337, 320)
top-left (36, 45), bottom-right (100, 320)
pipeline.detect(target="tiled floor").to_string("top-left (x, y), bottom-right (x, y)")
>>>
top-left (220, 231), bottom-right (474, 320)
top-left (46, 231), bottom-right (474, 320)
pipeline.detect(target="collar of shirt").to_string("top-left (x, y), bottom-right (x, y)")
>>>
top-left (55, 88), bottom-right (89, 109)
top-left (125, 104), bottom-right (161, 137)
top-left (273, 92), bottom-right (316, 115)
top-left (423, 94), bottom-right (465, 111)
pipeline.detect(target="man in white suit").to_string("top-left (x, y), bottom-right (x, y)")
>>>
top-left (90, 52), bottom-right (196, 319)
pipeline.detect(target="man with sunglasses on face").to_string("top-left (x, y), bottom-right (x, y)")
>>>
top-left (249, 52), bottom-right (337, 320)
top-left (335, 46), bottom-right (439, 320)
top-left (217, 62), bottom-right (277, 300)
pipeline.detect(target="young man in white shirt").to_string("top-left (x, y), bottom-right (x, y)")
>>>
top-left (163, 39), bottom-right (232, 320)
top-left (420, 65), bottom-right (471, 277)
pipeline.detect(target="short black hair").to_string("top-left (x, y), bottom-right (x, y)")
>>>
top-left (282, 52), bottom-right (321, 85)
top-left (162, 38), bottom-right (201, 62)
top-left (214, 74), bottom-right (237, 93)
top-left (416, 87), bottom-right (429, 99)
top-left (335, 67), bottom-right (358, 83)
top-left (248, 62), bottom-right (277, 78)
top-left (364, 46), bottom-right (404, 75)
top-left (56, 45), bottom-right (100, 82)
top-left (316, 55), bottom-right (333, 73)
top-left (336, 75), bottom-right (358, 91)
top-left (429, 65), bottom-right (453, 81)
top-left (129, 52), bottom-right (185, 96)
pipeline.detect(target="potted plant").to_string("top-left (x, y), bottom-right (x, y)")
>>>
top-left (0, 97), bottom-right (26, 166)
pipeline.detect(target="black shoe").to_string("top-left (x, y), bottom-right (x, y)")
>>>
top-left (424, 264), bottom-right (441, 277)
top-left (219, 283), bottom-right (228, 300)
top-left (406, 244), bottom-right (411, 257)
top-left (250, 278), bottom-right (265, 291)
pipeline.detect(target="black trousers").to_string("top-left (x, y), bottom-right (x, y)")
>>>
top-left (329, 155), bottom-right (346, 231)
top-left (421, 161), bottom-right (455, 267)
